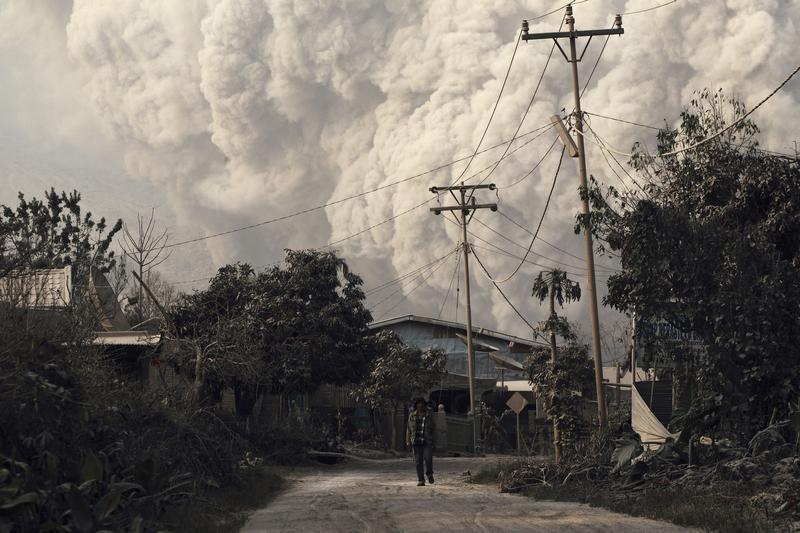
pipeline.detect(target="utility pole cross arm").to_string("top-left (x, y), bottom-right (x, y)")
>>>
top-left (521, 28), bottom-right (623, 41)
top-left (430, 184), bottom-right (496, 193)
top-left (430, 203), bottom-right (498, 214)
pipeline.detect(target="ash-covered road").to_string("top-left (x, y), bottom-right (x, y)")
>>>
top-left (242, 457), bottom-right (695, 532)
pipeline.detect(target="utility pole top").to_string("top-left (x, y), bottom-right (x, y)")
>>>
top-left (521, 10), bottom-right (623, 44)
top-left (429, 183), bottom-right (496, 193)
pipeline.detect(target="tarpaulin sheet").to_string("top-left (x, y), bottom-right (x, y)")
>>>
top-left (631, 383), bottom-right (680, 447)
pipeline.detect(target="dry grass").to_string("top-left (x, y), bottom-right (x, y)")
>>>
top-left (160, 467), bottom-right (285, 533)
top-left (523, 480), bottom-right (780, 533)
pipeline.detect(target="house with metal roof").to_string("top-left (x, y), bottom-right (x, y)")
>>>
top-left (369, 315), bottom-right (551, 452)
top-left (0, 266), bottom-right (160, 379)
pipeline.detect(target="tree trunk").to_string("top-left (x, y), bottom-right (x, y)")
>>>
top-left (193, 344), bottom-right (204, 403)
top-left (389, 402), bottom-right (398, 451)
top-left (549, 286), bottom-right (561, 463)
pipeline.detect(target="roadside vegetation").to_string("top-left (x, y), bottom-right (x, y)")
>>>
top-left (474, 91), bottom-right (800, 532)
top-left (0, 190), bottom-right (430, 531)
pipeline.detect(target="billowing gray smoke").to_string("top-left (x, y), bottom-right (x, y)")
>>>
top-left (2, 0), bottom-right (798, 340)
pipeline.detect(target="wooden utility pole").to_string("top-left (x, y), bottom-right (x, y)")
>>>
top-left (522, 6), bottom-right (624, 427)
top-left (430, 183), bottom-right (497, 453)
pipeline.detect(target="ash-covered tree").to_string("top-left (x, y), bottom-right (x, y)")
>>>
top-left (171, 250), bottom-right (374, 413)
top-left (353, 331), bottom-right (446, 450)
top-left (583, 89), bottom-right (800, 440)
top-left (0, 189), bottom-right (122, 280)
top-left (528, 269), bottom-right (593, 461)
top-left (170, 263), bottom-right (262, 408)
top-left (251, 249), bottom-right (374, 395)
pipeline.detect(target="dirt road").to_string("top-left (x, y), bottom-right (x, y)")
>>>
top-left (242, 457), bottom-right (695, 532)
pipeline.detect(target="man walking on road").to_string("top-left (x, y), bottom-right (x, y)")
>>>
top-left (406, 398), bottom-right (434, 486)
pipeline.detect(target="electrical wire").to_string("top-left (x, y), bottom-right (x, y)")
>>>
top-left (437, 252), bottom-right (461, 319)
top-left (472, 217), bottom-right (619, 273)
top-left (156, 121), bottom-right (553, 251)
top-left (469, 246), bottom-right (541, 338)
top-left (577, 63), bottom-right (800, 158)
top-left (441, 215), bottom-right (588, 277)
top-left (365, 251), bottom-right (455, 295)
top-left (586, 110), bottom-right (799, 159)
top-left (621, 0), bottom-right (677, 16)
top-left (479, 145), bottom-right (566, 283)
top-left (585, 111), bottom-right (660, 130)
top-left (372, 251), bottom-right (454, 319)
top-left (453, 32), bottom-right (522, 184)
top-left (527, 0), bottom-right (590, 21)
top-left (473, 18), bottom-right (564, 194)
top-left (589, 127), bottom-right (649, 198)
top-left (470, 240), bottom-right (613, 280)
top-left (500, 137), bottom-right (560, 190)
top-left (368, 249), bottom-right (457, 311)
top-left (159, 124), bottom-right (557, 287)
top-left (495, 210), bottom-right (618, 271)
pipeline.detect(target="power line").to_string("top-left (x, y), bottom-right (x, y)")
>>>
top-left (372, 252), bottom-right (454, 319)
top-left (365, 251), bottom-right (455, 295)
top-left (470, 240), bottom-right (614, 280)
top-left (500, 136), bottom-right (559, 189)
top-left (588, 126), bottom-right (649, 198)
top-left (437, 253), bottom-right (461, 319)
top-left (621, 0), bottom-right (677, 16)
top-left (585, 111), bottom-right (660, 130)
top-left (368, 249), bottom-right (456, 312)
top-left (453, 31), bottom-right (522, 184)
top-left (441, 214), bottom-right (587, 277)
top-left (474, 18), bottom-right (564, 193)
top-left (480, 145), bottom-right (566, 283)
top-left (157, 122), bottom-right (554, 251)
top-left (160, 126), bottom-right (557, 287)
top-left (577, 63), bottom-right (800, 158)
top-left (473, 217), bottom-right (618, 273)
top-left (469, 246), bottom-right (541, 337)
top-left (528, 0), bottom-right (590, 21)
top-left (495, 210), bottom-right (618, 271)
top-left (586, 110), bottom-right (799, 158)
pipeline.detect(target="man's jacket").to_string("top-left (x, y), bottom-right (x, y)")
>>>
top-left (406, 412), bottom-right (435, 447)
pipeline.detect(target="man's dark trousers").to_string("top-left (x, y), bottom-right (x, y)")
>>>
top-left (413, 443), bottom-right (433, 482)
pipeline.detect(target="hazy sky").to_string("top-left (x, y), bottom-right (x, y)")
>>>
top-left (1, 0), bottom-right (798, 349)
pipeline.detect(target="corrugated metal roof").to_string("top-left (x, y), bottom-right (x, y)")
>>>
top-left (0, 266), bottom-right (72, 308)
top-left (369, 314), bottom-right (548, 348)
top-left (93, 331), bottom-right (161, 346)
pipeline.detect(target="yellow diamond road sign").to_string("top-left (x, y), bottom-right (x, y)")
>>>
top-left (506, 392), bottom-right (529, 415)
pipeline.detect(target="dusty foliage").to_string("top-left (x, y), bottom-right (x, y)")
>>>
top-left (498, 417), bottom-right (800, 532)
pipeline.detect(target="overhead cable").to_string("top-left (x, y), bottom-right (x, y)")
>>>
top-left (372, 252), bottom-right (454, 319)
top-left (576, 63), bottom-right (800, 159)
top-left (437, 253), bottom-right (461, 319)
top-left (470, 246), bottom-right (542, 339)
top-left (479, 145), bottom-right (566, 283)
top-left (473, 18), bottom-right (564, 193)
top-left (452, 32), bottom-right (522, 184)
top-left (621, 0), bottom-right (677, 16)
top-left (495, 210), bottom-right (618, 271)
top-left (369, 249), bottom-right (457, 312)
top-left (157, 121), bottom-right (553, 251)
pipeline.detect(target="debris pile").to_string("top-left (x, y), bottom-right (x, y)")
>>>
top-left (498, 419), bottom-right (800, 529)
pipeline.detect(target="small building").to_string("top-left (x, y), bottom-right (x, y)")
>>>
top-left (0, 265), bottom-right (161, 380)
top-left (369, 315), bottom-right (549, 452)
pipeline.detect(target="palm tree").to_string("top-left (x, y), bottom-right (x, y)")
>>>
top-left (532, 269), bottom-right (581, 462)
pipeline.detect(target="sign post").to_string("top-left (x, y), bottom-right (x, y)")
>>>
top-left (506, 392), bottom-right (529, 454)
